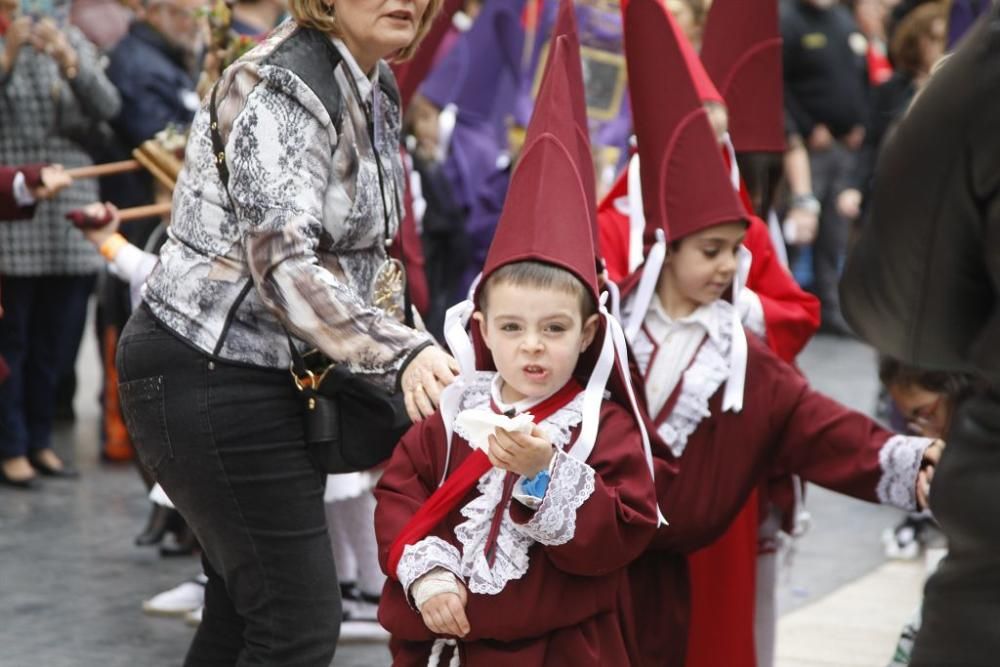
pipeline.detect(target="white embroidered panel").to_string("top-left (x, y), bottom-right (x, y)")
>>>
top-left (876, 435), bottom-right (932, 510)
top-left (649, 301), bottom-right (735, 458)
top-left (450, 376), bottom-right (591, 595)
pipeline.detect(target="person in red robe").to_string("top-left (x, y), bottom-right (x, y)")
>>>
top-left (601, 1), bottom-right (821, 661)
top-left (618, 2), bottom-right (941, 665)
top-left (375, 7), bottom-right (660, 664)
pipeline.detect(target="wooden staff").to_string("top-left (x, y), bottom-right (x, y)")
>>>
top-left (65, 160), bottom-right (142, 179)
top-left (119, 202), bottom-right (171, 222)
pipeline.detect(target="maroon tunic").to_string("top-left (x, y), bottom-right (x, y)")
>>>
top-left (627, 331), bottom-right (929, 666)
top-left (375, 375), bottom-right (658, 666)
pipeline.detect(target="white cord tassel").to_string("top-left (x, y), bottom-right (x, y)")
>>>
top-left (428, 638), bottom-right (459, 667)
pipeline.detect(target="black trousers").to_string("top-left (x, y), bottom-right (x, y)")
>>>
top-left (0, 274), bottom-right (94, 459)
top-left (117, 306), bottom-right (340, 666)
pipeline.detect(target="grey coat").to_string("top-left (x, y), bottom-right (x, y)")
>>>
top-left (0, 26), bottom-right (121, 275)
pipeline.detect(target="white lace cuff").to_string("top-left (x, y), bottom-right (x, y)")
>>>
top-left (876, 435), bottom-right (934, 510)
top-left (397, 537), bottom-right (464, 608)
top-left (513, 450), bottom-right (596, 546)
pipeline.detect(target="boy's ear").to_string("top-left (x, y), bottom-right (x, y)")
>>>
top-left (580, 313), bottom-right (600, 351)
top-left (472, 311), bottom-right (491, 349)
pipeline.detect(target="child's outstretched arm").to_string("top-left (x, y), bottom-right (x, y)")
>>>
top-left (505, 403), bottom-right (659, 576)
top-left (764, 348), bottom-right (940, 513)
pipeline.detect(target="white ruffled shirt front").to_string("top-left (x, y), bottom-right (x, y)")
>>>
top-left (642, 298), bottom-right (724, 418)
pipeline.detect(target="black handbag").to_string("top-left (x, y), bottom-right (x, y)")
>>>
top-left (287, 342), bottom-right (413, 473)
top-left (208, 46), bottom-right (415, 473)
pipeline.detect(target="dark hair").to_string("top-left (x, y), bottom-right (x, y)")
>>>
top-left (890, 2), bottom-right (947, 75)
top-left (477, 261), bottom-right (597, 320)
top-left (878, 356), bottom-right (982, 401)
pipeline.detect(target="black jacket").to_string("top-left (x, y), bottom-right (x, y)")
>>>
top-left (780, 0), bottom-right (870, 138)
top-left (840, 6), bottom-right (1000, 386)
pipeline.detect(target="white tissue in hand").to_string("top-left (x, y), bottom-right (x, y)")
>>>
top-left (455, 409), bottom-right (534, 452)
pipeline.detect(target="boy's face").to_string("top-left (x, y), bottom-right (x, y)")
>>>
top-left (474, 283), bottom-right (599, 404)
top-left (660, 221), bottom-right (745, 312)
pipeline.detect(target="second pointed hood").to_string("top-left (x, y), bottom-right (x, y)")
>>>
top-left (624, 0), bottom-right (746, 244)
top-left (701, 0), bottom-right (785, 153)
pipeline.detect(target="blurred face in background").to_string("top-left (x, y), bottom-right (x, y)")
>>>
top-left (919, 17), bottom-right (946, 72)
top-left (147, 0), bottom-right (206, 53)
top-left (666, 0), bottom-right (705, 49)
top-left (887, 382), bottom-right (952, 438)
top-left (854, 0), bottom-right (887, 39)
top-left (0, 0), bottom-right (18, 31)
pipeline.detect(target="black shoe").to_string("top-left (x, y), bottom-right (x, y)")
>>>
top-left (28, 454), bottom-right (79, 478)
top-left (0, 467), bottom-right (38, 489)
top-left (818, 310), bottom-right (856, 338)
top-left (159, 523), bottom-right (200, 557)
top-left (135, 504), bottom-right (175, 546)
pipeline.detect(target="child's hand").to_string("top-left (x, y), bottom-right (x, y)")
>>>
top-left (916, 439), bottom-right (945, 510)
top-left (34, 164), bottom-right (72, 199)
top-left (420, 584), bottom-right (469, 638)
top-left (488, 425), bottom-right (555, 479)
top-left (77, 202), bottom-right (120, 246)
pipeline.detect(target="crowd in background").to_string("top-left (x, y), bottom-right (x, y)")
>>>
top-left (0, 0), bottom-right (993, 664)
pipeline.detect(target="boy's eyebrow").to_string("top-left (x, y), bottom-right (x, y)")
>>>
top-left (492, 311), bottom-right (577, 320)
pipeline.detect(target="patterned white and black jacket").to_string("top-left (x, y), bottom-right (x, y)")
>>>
top-left (144, 21), bottom-right (432, 389)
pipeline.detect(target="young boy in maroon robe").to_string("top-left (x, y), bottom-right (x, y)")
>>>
top-left (374, 5), bottom-right (660, 664)
top-left (616, 1), bottom-right (943, 665)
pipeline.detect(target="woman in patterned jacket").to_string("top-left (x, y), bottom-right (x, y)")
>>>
top-left (0, 6), bottom-right (121, 487)
top-left (115, 0), bottom-right (451, 664)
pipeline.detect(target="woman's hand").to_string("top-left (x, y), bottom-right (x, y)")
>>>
top-left (401, 345), bottom-right (459, 422)
top-left (30, 18), bottom-right (78, 77)
top-left (420, 585), bottom-right (470, 638)
top-left (916, 439), bottom-right (945, 510)
top-left (1, 16), bottom-right (32, 73)
top-left (487, 425), bottom-right (555, 479)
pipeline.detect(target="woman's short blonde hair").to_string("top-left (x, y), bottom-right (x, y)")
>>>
top-left (289, 0), bottom-right (445, 61)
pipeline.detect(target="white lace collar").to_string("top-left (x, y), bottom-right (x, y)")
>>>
top-left (455, 372), bottom-right (586, 452)
top-left (451, 372), bottom-right (589, 595)
top-left (644, 297), bottom-right (724, 348)
top-left (489, 374), bottom-right (557, 415)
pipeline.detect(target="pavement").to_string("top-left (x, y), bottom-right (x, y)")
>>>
top-left (0, 303), bottom-right (929, 667)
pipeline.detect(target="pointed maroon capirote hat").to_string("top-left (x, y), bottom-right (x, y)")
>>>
top-left (536, 0), bottom-right (599, 247)
top-left (701, 0), bottom-right (785, 152)
top-left (392, 0), bottom-right (464, 110)
top-left (621, 0), bottom-right (723, 105)
top-left (625, 0), bottom-right (746, 243)
top-left (480, 4), bottom-right (598, 302)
